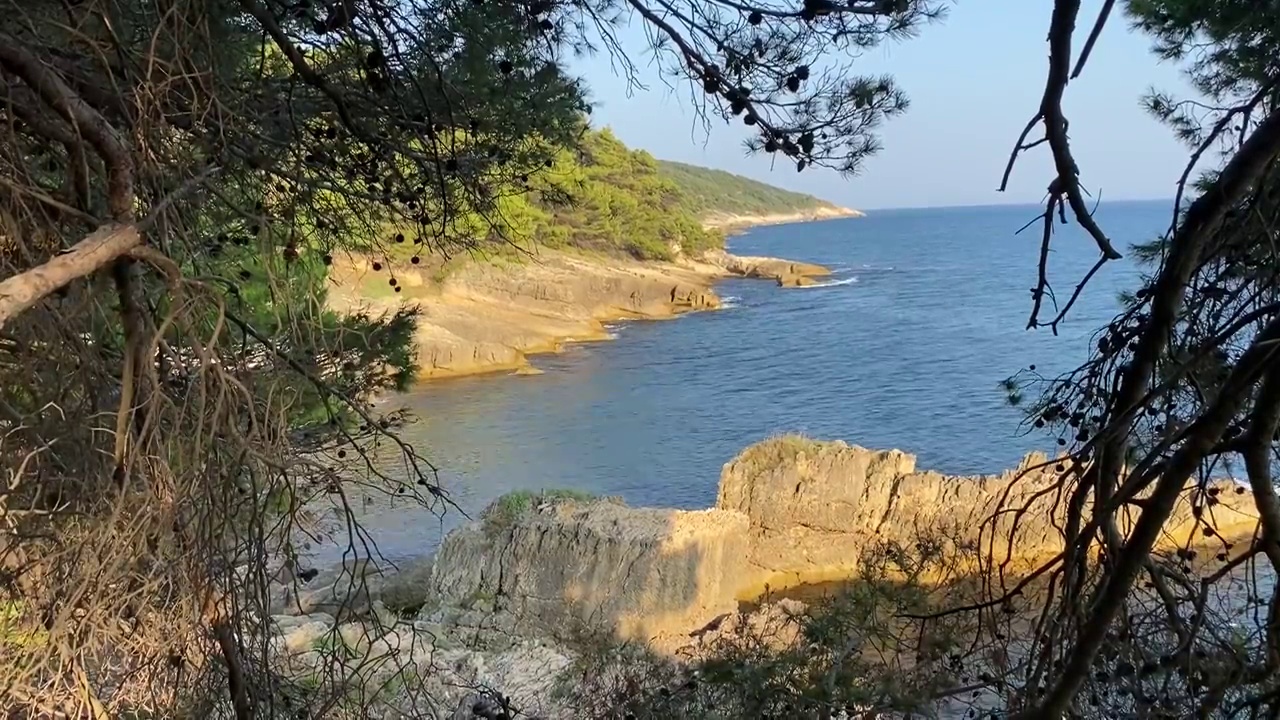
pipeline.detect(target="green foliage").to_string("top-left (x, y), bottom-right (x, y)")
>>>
top-left (0, 0), bottom-right (589, 711)
top-left (481, 488), bottom-right (597, 535)
top-left (456, 128), bottom-right (724, 261)
top-left (656, 160), bottom-right (842, 218)
top-left (358, 127), bottom-right (768, 264)
top-left (732, 433), bottom-right (820, 471)
top-left (547, 130), bottom-right (720, 260)
top-left (1, 0), bottom-right (936, 714)
top-left (1128, 0), bottom-right (1279, 102)
top-left (345, 125), bottom-right (851, 270)
top-left (0, 601), bottom-right (46, 651)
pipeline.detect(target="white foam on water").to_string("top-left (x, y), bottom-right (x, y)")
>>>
top-left (797, 276), bottom-right (858, 289)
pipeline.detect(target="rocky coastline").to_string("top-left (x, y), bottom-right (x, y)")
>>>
top-left (326, 226), bottom-right (839, 382)
top-left (268, 436), bottom-right (1260, 717)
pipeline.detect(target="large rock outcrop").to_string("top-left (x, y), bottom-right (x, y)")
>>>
top-left (417, 436), bottom-right (1261, 647)
top-left (329, 249), bottom-right (816, 380)
top-left (718, 436), bottom-right (1260, 596)
top-left (702, 249), bottom-right (830, 284)
top-left (427, 498), bottom-right (749, 643)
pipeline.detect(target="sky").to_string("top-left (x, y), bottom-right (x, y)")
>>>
top-left (567, 1), bottom-right (1196, 210)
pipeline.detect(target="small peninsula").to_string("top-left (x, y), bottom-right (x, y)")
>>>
top-left (329, 129), bottom-right (859, 380)
top-left (656, 159), bottom-right (864, 231)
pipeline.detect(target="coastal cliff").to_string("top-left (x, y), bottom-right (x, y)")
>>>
top-left (266, 436), bottom-right (1261, 716)
top-left (328, 247), bottom-right (832, 380)
top-left (421, 436), bottom-right (1259, 643)
top-left (430, 500), bottom-right (748, 642)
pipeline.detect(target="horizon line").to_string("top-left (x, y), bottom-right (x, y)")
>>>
top-left (852, 196), bottom-right (1175, 213)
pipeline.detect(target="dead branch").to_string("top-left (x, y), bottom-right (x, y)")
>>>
top-left (1068, 0), bottom-right (1114, 80)
top-left (0, 223), bottom-right (141, 329)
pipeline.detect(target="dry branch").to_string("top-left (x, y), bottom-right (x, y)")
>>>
top-left (0, 31), bottom-right (133, 220)
top-left (0, 223), bottom-right (141, 329)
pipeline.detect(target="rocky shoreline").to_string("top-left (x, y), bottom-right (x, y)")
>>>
top-left (328, 247), bottom-right (832, 381)
top-left (269, 437), bottom-right (1260, 717)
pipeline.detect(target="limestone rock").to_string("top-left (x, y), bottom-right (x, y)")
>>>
top-left (776, 273), bottom-right (819, 287)
top-left (337, 621), bottom-right (374, 655)
top-left (279, 618), bottom-right (333, 655)
top-left (717, 435), bottom-right (1260, 596)
top-left (428, 498), bottom-right (750, 642)
top-left (703, 250), bottom-right (830, 282)
top-left (676, 598), bottom-right (808, 656)
top-left (379, 556), bottom-right (435, 613)
top-left (329, 248), bottom-right (828, 381)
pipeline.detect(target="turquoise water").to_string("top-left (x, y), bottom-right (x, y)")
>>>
top-left (340, 201), bottom-right (1165, 562)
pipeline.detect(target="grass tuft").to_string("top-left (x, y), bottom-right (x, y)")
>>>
top-left (481, 488), bottom-right (598, 535)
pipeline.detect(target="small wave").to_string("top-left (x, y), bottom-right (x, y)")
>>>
top-left (798, 276), bottom-right (858, 289)
top-left (721, 295), bottom-right (742, 309)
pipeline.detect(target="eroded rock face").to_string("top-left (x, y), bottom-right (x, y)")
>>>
top-left (717, 436), bottom-right (1260, 597)
top-left (717, 438), bottom-right (924, 594)
top-left (330, 249), bottom-right (832, 381)
top-left (395, 436), bottom-right (1261, 653)
top-left (703, 250), bottom-right (830, 282)
top-left (427, 499), bottom-right (750, 643)
top-left (331, 251), bottom-right (732, 381)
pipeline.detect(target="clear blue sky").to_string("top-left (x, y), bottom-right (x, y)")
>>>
top-left (568, 2), bottom-right (1194, 210)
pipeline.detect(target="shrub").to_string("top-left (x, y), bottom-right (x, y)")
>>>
top-left (554, 528), bottom-right (996, 719)
top-left (481, 488), bottom-right (598, 535)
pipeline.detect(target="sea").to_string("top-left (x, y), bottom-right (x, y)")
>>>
top-left (322, 200), bottom-right (1168, 564)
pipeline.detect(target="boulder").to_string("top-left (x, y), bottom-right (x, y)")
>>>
top-left (428, 496), bottom-right (750, 643)
top-left (379, 556), bottom-right (435, 613)
top-left (669, 284), bottom-right (719, 309)
top-left (776, 273), bottom-right (819, 287)
top-left (278, 617), bottom-right (334, 655)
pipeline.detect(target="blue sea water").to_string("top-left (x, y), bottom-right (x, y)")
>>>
top-left (337, 201), bottom-right (1168, 563)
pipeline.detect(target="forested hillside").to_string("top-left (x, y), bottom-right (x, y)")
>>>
top-left (656, 160), bottom-right (846, 218)
top-left (500, 128), bottom-right (720, 261)
top-left (447, 128), bottom-right (848, 263)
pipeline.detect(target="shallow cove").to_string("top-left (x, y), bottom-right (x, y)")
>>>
top-left (325, 202), bottom-right (1162, 565)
